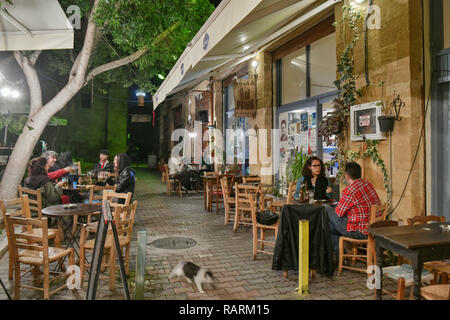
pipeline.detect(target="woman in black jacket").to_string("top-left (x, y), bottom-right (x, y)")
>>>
top-left (113, 153), bottom-right (136, 203)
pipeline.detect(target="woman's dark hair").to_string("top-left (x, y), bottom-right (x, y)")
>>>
top-left (116, 153), bottom-right (132, 173)
top-left (302, 156), bottom-right (325, 178)
top-left (345, 162), bottom-right (362, 180)
top-left (28, 157), bottom-right (48, 176)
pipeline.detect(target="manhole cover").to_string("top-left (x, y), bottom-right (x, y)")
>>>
top-left (150, 237), bottom-right (197, 250)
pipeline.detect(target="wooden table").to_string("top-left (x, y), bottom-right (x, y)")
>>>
top-left (42, 203), bottom-right (101, 262)
top-left (369, 222), bottom-right (450, 300)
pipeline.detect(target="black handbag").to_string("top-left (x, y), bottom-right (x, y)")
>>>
top-left (257, 210), bottom-right (279, 226)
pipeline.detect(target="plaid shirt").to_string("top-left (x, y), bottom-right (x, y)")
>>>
top-left (335, 179), bottom-right (380, 235)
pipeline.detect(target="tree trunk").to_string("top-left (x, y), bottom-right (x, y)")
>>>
top-left (0, 117), bottom-right (48, 199)
top-left (0, 87), bottom-right (77, 200)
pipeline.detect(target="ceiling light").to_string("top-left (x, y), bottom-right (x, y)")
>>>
top-left (251, 60), bottom-right (258, 69)
top-left (1, 87), bottom-right (11, 97)
top-left (11, 90), bottom-right (20, 99)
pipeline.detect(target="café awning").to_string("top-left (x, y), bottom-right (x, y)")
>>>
top-left (0, 0), bottom-right (74, 51)
top-left (153, 0), bottom-right (339, 109)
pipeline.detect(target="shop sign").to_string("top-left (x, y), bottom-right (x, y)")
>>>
top-left (233, 79), bottom-right (256, 118)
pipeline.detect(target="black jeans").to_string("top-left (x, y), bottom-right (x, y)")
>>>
top-left (324, 204), bottom-right (367, 257)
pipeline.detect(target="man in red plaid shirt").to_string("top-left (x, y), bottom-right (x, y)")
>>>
top-left (324, 162), bottom-right (380, 259)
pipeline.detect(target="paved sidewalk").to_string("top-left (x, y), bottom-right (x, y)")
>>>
top-left (0, 169), bottom-right (395, 300)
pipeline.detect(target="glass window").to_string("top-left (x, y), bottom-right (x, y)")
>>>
top-left (310, 33), bottom-right (337, 97)
top-left (322, 100), bottom-right (338, 177)
top-left (223, 78), bottom-right (250, 173)
top-left (281, 47), bottom-right (307, 105)
top-left (279, 106), bottom-right (318, 174)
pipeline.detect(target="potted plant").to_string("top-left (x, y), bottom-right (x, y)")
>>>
top-left (378, 100), bottom-right (395, 133)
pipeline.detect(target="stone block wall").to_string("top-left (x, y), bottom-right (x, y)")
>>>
top-left (336, 0), bottom-right (426, 221)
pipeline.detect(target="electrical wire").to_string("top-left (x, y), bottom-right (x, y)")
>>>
top-left (387, 69), bottom-right (448, 218)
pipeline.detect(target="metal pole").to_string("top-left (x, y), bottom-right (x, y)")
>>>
top-left (135, 231), bottom-right (147, 300)
top-left (298, 220), bottom-right (309, 295)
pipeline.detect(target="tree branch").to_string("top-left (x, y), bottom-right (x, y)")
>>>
top-left (29, 50), bottom-right (41, 66)
top-left (72, 0), bottom-right (99, 86)
top-left (14, 51), bottom-right (42, 117)
top-left (84, 49), bottom-right (148, 85)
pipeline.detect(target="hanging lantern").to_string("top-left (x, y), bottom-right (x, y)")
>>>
top-left (136, 91), bottom-right (146, 107)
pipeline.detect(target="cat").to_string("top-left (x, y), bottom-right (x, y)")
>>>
top-left (169, 261), bottom-right (215, 293)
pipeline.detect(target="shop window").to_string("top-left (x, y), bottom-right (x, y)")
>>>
top-left (281, 47), bottom-right (307, 105)
top-left (310, 33), bottom-right (337, 97)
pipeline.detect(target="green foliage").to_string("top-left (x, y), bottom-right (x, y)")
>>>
top-left (286, 147), bottom-right (307, 182)
top-left (40, 0), bottom-right (215, 93)
top-left (337, 140), bottom-right (392, 206)
top-left (0, 114), bottom-right (27, 135)
top-left (319, 4), bottom-right (364, 145)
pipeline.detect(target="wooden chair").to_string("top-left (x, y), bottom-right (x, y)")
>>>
top-left (267, 181), bottom-right (296, 213)
top-left (338, 203), bottom-right (388, 276)
top-left (221, 177), bottom-right (235, 226)
top-left (73, 161), bottom-right (82, 175)
top-left (421, 284), bottom-right (450, 300)
top-left (211, 174), bottom-right (234, 213)
top-left (79, 201), bottom-right (138, 290)
top-left (248, 193), bottom-right (279, 260)
top-left (5, 214), bottom-right (74, 300)
top-left (242, 176), bottom-right (261, 184)
top-left (72, 185), bottom-right (116, 236)
top-left (164, 165), bottom-right (182, 197)
top-left (226, 170), bottom-right (241, 175)
top-left (407, 215), bottom-right (445, 226)
top-left (1, 195), bottom-right (62, 280)
top-left (18, 186), bottom-right (43, 218)
top-left (233, 183), bottom-right (261, 233)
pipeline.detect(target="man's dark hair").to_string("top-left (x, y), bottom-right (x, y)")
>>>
top-left (99, 149), bottom-right (109, 156)
top-left (345, 162), bottom-right (362, 180)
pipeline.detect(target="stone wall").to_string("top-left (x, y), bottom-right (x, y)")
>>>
top-left (336, 0), bottom-right (426, 221)
top-left (40, 85), bottom-right (128, 164)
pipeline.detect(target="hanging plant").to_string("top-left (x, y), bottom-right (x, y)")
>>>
top-left (336, 140), bottom-right (392, 206)
top-left (319, 4), bottom-right (364, 145)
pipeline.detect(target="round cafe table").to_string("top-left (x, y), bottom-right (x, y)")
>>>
top-left (42, 203), bottom-right (101, 264)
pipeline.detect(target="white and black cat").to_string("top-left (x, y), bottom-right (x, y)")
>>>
top-left (169, 261), bottom-right (215, 293)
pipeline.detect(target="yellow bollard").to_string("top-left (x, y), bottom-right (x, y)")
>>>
top-left (298, 220), bottom-right (309, 295)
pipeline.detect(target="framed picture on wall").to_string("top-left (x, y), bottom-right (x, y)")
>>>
top-left (350, 101), bottom-right (386, 141)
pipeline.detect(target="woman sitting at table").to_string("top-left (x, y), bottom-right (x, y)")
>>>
top-left (294, 156), bottom-right (333, 201)
top-left (23, 157), bottom-right (70, 207)
top-left (111, 153), bottom-right (136, 203)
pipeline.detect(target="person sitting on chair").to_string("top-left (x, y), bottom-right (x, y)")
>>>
top-left (93, 149), bottom-right (114, 174)
top-left (294, 156), bottom-right (333, 201)
top-left (323, 162), bottom-right (380, 260)
top-left (42, 150), bottom-right (73, 181)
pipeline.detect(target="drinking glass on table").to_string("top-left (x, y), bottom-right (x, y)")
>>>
top-left (308, 190), bottom-right (315, 205)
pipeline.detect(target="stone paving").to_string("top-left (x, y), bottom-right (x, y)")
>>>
top-left (0, 169), bottom-right (397, 300)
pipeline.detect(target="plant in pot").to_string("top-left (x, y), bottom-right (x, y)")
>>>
top-left (378, 99), bottom-right (395, 133)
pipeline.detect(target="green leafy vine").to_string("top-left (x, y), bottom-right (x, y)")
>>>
top-left (318, 4), bottom-right (364, 145)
